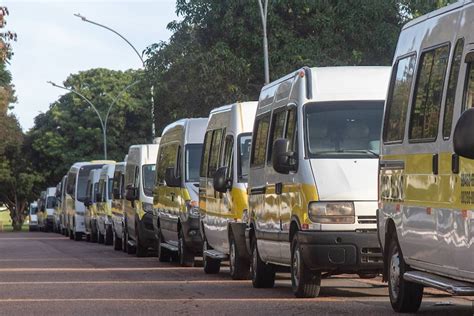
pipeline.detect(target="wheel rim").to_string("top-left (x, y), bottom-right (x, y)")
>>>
top-left (230, 241), bottom-right (236, 275)
top-left (389, 247), bottom-right (401, 301)
top-left (292, 247), bottom-right (300, 288)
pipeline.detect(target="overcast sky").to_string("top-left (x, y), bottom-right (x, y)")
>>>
top-left (4, 0), bottom-right (177, 130)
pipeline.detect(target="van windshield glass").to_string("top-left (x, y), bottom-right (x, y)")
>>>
top-left (46, 196), bottom-right (56, 208)
top-left (77, 165), bottom-right (103, 202)
top-left (186, 144), bottom-right (203, 182)
top-left (305, 101), bottom-right (384, 158)
top-left (30, 206), bottom-right (38, 214)
top-left (142, 164), bottom-right (156, 197)
top-left (238, 133), bottom-right (252, 182)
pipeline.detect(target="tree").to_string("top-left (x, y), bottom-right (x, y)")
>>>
top-left (27, 68), bottom-right (153, 187)
top-left (145, 0), bottom-right (455, 133)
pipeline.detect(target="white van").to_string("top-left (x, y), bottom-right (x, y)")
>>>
top-left (97, 163), bottom-right (116, 245)
top-left (378, 2), bottom-right (474, 313)
top-left (65, 161), bottom-right (113, 241)
top-left (154, 118), bottom-right (207, 266)
top-left (199, 102), bottom-right (257, 278)
top-left (59, 175), bottom-right (68, 235)
top-left (29, 202), bottom-right (39, 231)
top-left (247, 66), bottom-right (390, 297)
top-left (43, 187), bottom-right (57, 232)
top-left (123, 144), bottom-right (159, 256)
top-left (84, 169), bottom-right (101, 242)
top-left (111, 161), bottom-right (126, 251)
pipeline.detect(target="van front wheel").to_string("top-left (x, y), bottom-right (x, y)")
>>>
top-left (178, 227), bottom-right (195, 267)
top-left (250, 238), bottom-right (275, 288)
top-left (229, 235), bottom-right (249, 280)
top-left (202, 239), bottom-right (220, 274)
top-left (291, 234), bottom-right (321, 298)
top-left (388, 237), bottom-right (423, 313)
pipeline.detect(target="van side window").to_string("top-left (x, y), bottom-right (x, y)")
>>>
top-left (286, 108), bottom-right (297, 152)
top-left (463, 54), bottom-right (474, 111)
top-left (208, 129), bottom-right (223, 177)
top-left (383, 54), bottom-right (416, 143)
top-left (222, 135), bottom-right (234, 179)
top-left (200, 131), bottom-right (212, 177)
top-left (176, 146), bottom-right (182, 178)
top-left (267, 110), bottom-right (287, 163)
top-left (251, 114), bottom-right (270, 168)
top-left (66, 172), bottom-right (76, 195)
top-left (443, 39), bottom-right (464, 139)
top-left (409, 45), bottom-right (450, 141)
top-left (156, 144), bottom-right (178, 184)
top-left (134, 166), bottom-right (140, 191)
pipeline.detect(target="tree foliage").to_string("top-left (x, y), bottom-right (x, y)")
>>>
top-left (145, 0), bottom-right (455, 133)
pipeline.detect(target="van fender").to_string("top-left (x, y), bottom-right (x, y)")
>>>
top-left (289, 216), bottom-right (302, 242)
top-left (382, 218), bottom-right (396, 282)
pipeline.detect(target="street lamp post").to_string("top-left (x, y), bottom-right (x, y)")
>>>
top-left (258, 0), bottom-right (270, 85)
top-left (48, 80), bottom-right (140, 160)
top-left (74, 13), bottom-right (155, 138)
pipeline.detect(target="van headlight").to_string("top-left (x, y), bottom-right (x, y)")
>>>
top-left (186, 200), bottom-right (200, 217)
top-left (143, 202), bottom-right (154, 213)
top-left (308, 202), bottom-right (355, 224)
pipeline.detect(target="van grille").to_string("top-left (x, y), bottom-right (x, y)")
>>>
top-left (357, 215), bottom-right (377, 225)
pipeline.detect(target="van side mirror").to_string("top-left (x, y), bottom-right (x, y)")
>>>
top-left (272, 138), bottom-right (296, 174)
top-left (95, 192), bottom-right (102, 203)
top-left (454, 108), bottom-right (474, 159)
top-left (165, 167), bottom-right (181, 187)
top-left (113, 188), bottom-right (121, 200)
top-left (125, 185), bottom-right (138, 201)
top-left (213, 166), bottom-right (232, 193)
top-left (84, 197), bottom-right (92, 207)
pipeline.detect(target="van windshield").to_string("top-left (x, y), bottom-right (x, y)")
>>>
top-left (142, 164), bottom-right (156, 197)
top-left (46, 196), bottom-right (56, 209)
top-left (186, 144), bottom-right (203, 182)
top-left (30, 206), bottom-right (38, 215)
top-left (77, 165), bottom-right (104, 202)
top-left (305, 101), bottom-right (384, 158)
top-left (238, 133), bottom-right (252, 182)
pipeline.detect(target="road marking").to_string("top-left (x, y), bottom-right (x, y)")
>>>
top-left (0, 267), bottom-right (202, 272)
top-left (0, 280), bottom-right (250, 285)
top-left (0, 237), bottom-right (66, 240)
top-left (0, 297), bottom-right (341, 303)
top-left (0, 258), bottom-right (158, 262)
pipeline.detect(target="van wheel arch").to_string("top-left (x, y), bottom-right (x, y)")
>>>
top-left (383, 219), bottom-right (397, 281)
top-left (289, 217), bottom-right (301, 242)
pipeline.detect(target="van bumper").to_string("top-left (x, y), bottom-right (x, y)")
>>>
top-left (297, 231), bottom-right (383, 273)
top-left (138, 212), bottom-right (157, 249)
top-left (182, 216), bottom-right (202, 254)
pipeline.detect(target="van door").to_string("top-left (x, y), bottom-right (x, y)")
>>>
top-left (218, 134), bottom-right (234, 253)
top-left (403, 44), bottom-right (450, 265)
top-left (263, 108), bottom-right (287, 263)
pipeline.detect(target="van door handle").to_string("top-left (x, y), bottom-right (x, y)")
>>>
top-left (170, 192), bottom-right (175, 202)
top-left (275, 183), bottom-right (283, 195)
top-left (452, 153), bottom-right (460, 174)
top-left (432, 153), bottom-right (439, 175)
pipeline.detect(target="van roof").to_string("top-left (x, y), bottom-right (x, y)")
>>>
top-left (208, 102), bottom-right (258, 133)
top-left (402, 1), bottom-right (467, 30)
top-left (127, 144), bottom-right (159, 165)
top-left (161, 118), bottom-right (208, 144)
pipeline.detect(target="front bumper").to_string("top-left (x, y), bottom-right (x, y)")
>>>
top-left (297, 230), bottom-right (383, 273)
top-left (181, 215), bottom-right (202, 254)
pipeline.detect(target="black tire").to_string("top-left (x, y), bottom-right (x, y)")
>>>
top-left (69, 228), bottom-right (74, 240)
top-left (85, 233), bottom-right (91, 242)
top-left (136, 224), bottom-right (148, 257)
top-left (388, 237), bottom-right (423, 313)
top-left (113, 228), bottom-right (122, 251)
top-left (229, 234), bottom-right (250, 280)
top-left (98, 231), bottom-right (104, 244)
top-left (250, 238), bottom-right (275, 288)
top-left (178, 227), bottom-right (195, 267)
top-left (122, 227), bottom-right (128, 253)
top-left (126, 229), bottom-right (136, 255)
top-left (74, 231), bottom-right (82, 241)
top-left (105, 224), bottom-right (113, 246)
top-left (202, 239), bottom-right (220, 274)
top-left (291, 235), bottom-right (321, 298)
top-left (157, 228), bottom-right (172, 262)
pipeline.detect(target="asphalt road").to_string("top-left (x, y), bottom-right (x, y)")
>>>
top-left (0, 232), bottom-right (472, 315)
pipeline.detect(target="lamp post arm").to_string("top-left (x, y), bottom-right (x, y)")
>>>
top-left (104, 79), bottom-right (141, 130)
top-left (74, 13), bottom-right (144, 66)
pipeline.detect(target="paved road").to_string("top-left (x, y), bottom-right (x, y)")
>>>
top-left (0, 232), bottom-right (472, 315)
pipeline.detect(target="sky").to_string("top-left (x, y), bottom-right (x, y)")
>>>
top-left (3, 0), bottom-right (178, 130)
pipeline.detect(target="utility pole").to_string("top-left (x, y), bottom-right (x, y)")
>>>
top-left (258, 0), bottom-right (270, 85)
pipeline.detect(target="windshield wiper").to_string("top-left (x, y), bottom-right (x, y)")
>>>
top-left (313, 149), bottom-right (379, 157)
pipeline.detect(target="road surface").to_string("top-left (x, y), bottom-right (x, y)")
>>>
top-left (0, 232), bottom-right (472, 315)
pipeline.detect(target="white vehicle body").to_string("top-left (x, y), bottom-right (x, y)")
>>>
top-left (84, 169), bottom-right (101, 241)
top-left (378, 1), bottom-right (474, 312)
top-left (29, 202), bottom-right (39, 230)
top-left (59, 175), bottom-right (68, 232)
top-left (124, 144), bottom-right (159, 253)
top-left (65, 161), bottom-right (112, 240)
top-left (199, 102), bottom-right (257, 277)
top-left (111, 161), bottom-right (126, 250)
top-left (97, 163), bottom-right (116, 240)
top-left (247, 66), bottom-right (390, 297)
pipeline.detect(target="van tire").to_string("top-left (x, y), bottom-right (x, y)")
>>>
top-left (105, 224), bottom-right (113, 245)
top-left (98, 231), bottom-right (104, 244)
top-left (85, 233), bottom-right (91, 242)
top-left (113, 229), bottom-right (122, 251)
top-left (69, 228), bottom-right (74, 240)
top-left (251, 238), bottom-right (275, 288)
top-left (202, 239), bottom-right (220, 274)
top-left (136, 225), bottom-right (148, 257)
top-left (74, 231), bottom-right (82, 241)
top-left (126, 229), bottom-right (136, 255)
top-left (291, 235), bottom-right (321, 298)
top-left (388, 236), bottom-right (423, 313)
top-left (178, 227), bottom-right (195, 267)
top-left (157, 229), bottom-right (172, 262)
top-left (122, 228), bottom-right (128, 253)
top-left (229, 235), bottom-right (249, 280)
